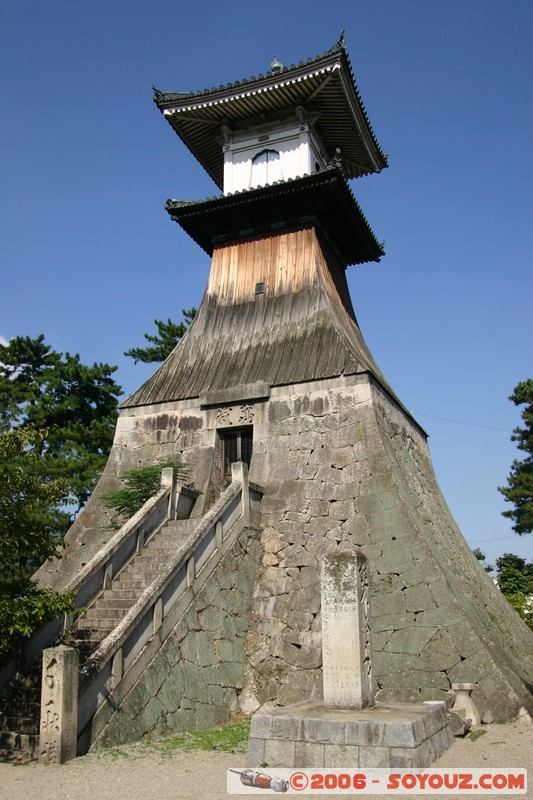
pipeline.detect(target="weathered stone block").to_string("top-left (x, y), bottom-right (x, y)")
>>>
top-left (276, 670), bottom-right (322, 706)
top-left (303, 717), bottom-right (345, 744)
top-left (383, 718), bottom-right (425, 748)
top-left (196, 631), bottom-right (216, 667)
top-left (261, 528), bottom-right (286, 554)
top-left (383, 626), bottom-right (437, 654)
top-left (271, 714), bottom-right (303, 740)
top-left (297, 645), bottom-right (322, 670)
top-left (285, 610), bottom-right (314, 631)
top-left (421, 703), bottom-right (447, 737)
top-left (374, 651), bottom-right (417, 675)
top-left (417, 630), bottom-right (461, 672)
top-left (265, 738), bottom-right (295, 767)
top-left (359, 745), bottom-right (391, 767)
top-left (404, 584), bottom-right (437, 612)
top-left (372, 612), bottom-right (416, 633)
top-left (373, 591), bottom-right (406, 617)
top-left (374, 544), bottom-right (415, 575)
top-left (329, 499), bottom-right (356, 521)
top-left (249, 713), bottom-right (272, 739)
top-left (257, 567), bottom-right (294, 596)
top-left (278, 545), bottom-right (316, 568)
top-left (217, 639), bottom-right (236, 662)
top-left (294, 741), bottom-right (325, 767)
top-left (247, 736), bottom-right (265, 765)
top-left (345, 720), bottom-right (385, 746)
top-left (324, 743), bottom-right (359, 767)
top-left (389, 747), bottom-right (421, 768)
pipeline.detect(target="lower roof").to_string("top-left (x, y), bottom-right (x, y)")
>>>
top-left (166, 168), bottom-right (384, 267)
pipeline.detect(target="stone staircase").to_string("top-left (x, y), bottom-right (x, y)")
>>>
top-left (64, 519), bottom-right (199, 663)
top-left (0, 518), bottom-right (200, 761)
top-left (0, 667), bottom-right (41, 762)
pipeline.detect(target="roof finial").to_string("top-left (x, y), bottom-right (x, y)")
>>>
top-left (339, 29), bottom-right (346, 48)
top-left (270, 55), bottom-right (283, 74)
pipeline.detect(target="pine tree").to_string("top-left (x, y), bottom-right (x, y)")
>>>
top-left (124, 308), bottom-right (197, 364)
top-left (0, 334), bottom-right (121, 534)
top-left (499, 379), bottom-right (533, 535)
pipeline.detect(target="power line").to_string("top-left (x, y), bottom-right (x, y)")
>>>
top-left (468, 535), bottom-right (528, 544)
top-left (413, 412), bottom-right (512, 434)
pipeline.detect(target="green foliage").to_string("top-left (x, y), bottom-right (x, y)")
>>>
top-left (142, 719), bottom-right (250, 755)
top-left (104, 462), bottom-right (187, 528)
top-left (472, 547), bottom-right (494, 573)
top-left (495, 553), bottom-right (533, 630)
top-left (124, 308), bottom-right (197, 364)
top-left (466, 730), bottom-right (486, 741)
top-left (499, 379), bottom-right (533, 535)
top-left (0, 428), bottom-right (75, 661)
top-left (0, 334), bottom-right (121, 534)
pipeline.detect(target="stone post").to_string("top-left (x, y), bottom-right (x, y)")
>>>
top-left (161, 466), bottom-right (176, 519)
top-left (39, 645), bottom-right (79, 764)
top-left (231, 461), bottom-right (250, 525)
top-left (320, 551), bottom-right (374, 709)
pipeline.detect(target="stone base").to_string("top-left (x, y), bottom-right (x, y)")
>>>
top-left (247, 700), bottom-right (454, 769)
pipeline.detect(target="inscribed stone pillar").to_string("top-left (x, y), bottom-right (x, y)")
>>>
top-left (40, 645), bottom-right (79, 764)
top-left (320, 551), bottom-right (374, 709)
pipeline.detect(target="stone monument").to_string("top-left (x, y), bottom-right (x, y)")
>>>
top-left (321, 552), bottom-right (374, 709)
top-left (247, 552), bottom-right (454, 768)
top-left (39, 646), bottom-right (79, 764)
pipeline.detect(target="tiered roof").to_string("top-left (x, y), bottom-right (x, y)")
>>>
top-left (154, 36), bottom-right (388, 189)
top-left (166, 166), bottom-right (384, 266)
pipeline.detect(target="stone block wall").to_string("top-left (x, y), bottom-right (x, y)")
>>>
top-left (35, 371), bottom-right (533, 731)
top-left (241, 375), bottom-right (533, 720)
top-left (92, 528), bottom-right (260, 749)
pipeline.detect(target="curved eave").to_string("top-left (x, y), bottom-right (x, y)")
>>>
top-left (165, 170), bottom-right (384, 267)
top-left (154, 40), bottom-right (387, 189)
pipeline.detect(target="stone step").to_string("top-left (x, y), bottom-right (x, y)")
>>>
top-left (0, 731), bottom-right (39, 756)
top-left (101, 588), bottom-right (139, 600)
top-left (112, 578), bottom-right (152, 590)
top-left (116, 560), bottom-right (164, 573)
top-left (90, 598), bottom-right (134, 610)
top-left (114, 569), bottom-right (163, 582)
top-left (141, 545), bottom-right (186, 554)
top-left (163, 519), bottom-right (198, 536)
top-left (83, 608), bottom-right (128, 622)
top-left (63, 519), bottom-right (200, 644)
top-left (79, 623), bottom-right (120, 635)
top-left (1, 716), bottom-right (39, 734)
top-left (70, 622), bottom-right (114, 636)
top-left (121, 558), bottom-right (168, 569)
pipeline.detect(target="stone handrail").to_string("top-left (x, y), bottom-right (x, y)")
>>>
top-left (76, 462), bottom-right (262, 750)
top-left (62, 468), bottom-right (181, 619)
top-left (6, 468), bottom-right (194, 681)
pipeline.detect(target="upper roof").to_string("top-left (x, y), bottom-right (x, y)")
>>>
top-left (153, 35), bottom-right (388, 190)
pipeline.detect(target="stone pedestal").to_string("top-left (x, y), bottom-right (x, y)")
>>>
top-left (451, 682), bottom-right (481, 726)
top-left (247, 700), bottom-right (454, 769)
top-left (40, 646), bottom-right (79, 764)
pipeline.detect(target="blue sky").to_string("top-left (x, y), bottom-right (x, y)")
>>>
top-left (1, 0), bottom-right (531, 567)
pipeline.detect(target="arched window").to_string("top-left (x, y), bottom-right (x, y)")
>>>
top-left (250, 149), bottom-right (283, 187)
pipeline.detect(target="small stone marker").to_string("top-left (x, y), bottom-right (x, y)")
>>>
top-left (40, 645), bottom-right (79, 764)
top-left (451, 682), bottom-right (481, 726)
top-left (320, 551), bottom-right (374, 709)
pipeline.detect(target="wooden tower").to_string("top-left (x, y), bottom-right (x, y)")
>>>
top-left (38, 37), bottom-right (532, 736)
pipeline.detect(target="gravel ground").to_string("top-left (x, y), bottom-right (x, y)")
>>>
top-left (0, 716), bottom-right (530, 800)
